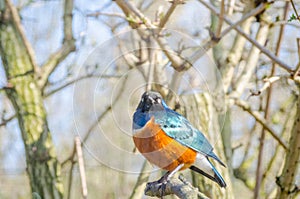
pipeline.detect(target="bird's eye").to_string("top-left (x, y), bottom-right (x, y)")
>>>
top-left (156, 98), bottom-right (161, 103)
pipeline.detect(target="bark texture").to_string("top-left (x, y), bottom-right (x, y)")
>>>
top-left (0, 2), bottom-right (63, 199)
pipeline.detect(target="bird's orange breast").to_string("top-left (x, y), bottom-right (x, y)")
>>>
top-left (133, 117), bottom-right (197, 171)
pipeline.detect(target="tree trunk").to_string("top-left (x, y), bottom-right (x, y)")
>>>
top-left (0, 2), bottom-right (63, 199)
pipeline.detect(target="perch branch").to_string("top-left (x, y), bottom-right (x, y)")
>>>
top-left (145, 174), bottom-right (209, 199)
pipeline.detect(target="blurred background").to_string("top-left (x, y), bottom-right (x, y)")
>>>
top-left (0, 0), bottom-right (299, 198)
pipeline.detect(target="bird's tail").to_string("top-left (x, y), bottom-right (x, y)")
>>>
top-left (190, 154), bottom-right (226, 188)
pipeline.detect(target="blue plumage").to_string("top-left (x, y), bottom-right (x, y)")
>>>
top-left (133, 91), bottom-right (227, 188)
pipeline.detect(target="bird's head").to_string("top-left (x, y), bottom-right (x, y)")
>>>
top-left (136, 91), bottom-right (166, 113)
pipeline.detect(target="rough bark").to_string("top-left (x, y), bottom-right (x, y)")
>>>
top-left (0, 2), bottom-right (63, 199)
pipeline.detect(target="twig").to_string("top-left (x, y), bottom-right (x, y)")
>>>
top-left (86, 11), bottom-right (126, 19)
top-left (61, 74), bottom-right (128, 166)
top-left (227, 0), bottom-right (235, 15)
top-left (234, 99), bottom-right (288, 150)
top-left (114, 0), bottom-right (192, 71)
top-left (249, 76), bottom-right (281, 97)
top-left (261, 96), bottom-right (296, 196)
top-left (0, 114), bottom-right (15, 127)
top-left (215, 0), bottom-right (225, 39)
top-left (75, 136), bottom-right (88, 199)
top-left (294, 38), bottom-right (300, 83)
top-left (4, 0), bottom-right (38, 74)
top-left (190, 2), bottom-right (267, 63)
top-left (232, 18), bottom-right (270, 98)
top-left (44, 74), bottom-right (121, 98)
top-left (197, 0), bottom-right (294, 73)
top-left (158, 0), bottom-right (184, 28)
top-left (38, 0), bottom-right (76, 89)
top-left (290, 0), bottom-right (300, 22)
top-left (254, 5), bottom-right (288, 195)
top-left (145, 174), bottom-right (209, 199)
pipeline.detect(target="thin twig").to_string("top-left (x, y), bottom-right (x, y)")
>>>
top-left (61, 75), bottom-right (128, 166)
top-left (75, 136), bottom-right (88, 199)
top-left (254, 5), bottom-right (288, 196)
top-left (197, 0), bottom-right (294, 73)
top-left (215, 0), bottom-right (225, 38)
top-left (234, 99), bottom-right (288, 150)
top-left (290, 0), bottom-right (300, 22)
top-left (158, 0), bottom-right (184, 28)
top-left (44, 74), bottom-right (121, 98)
top-left (249, 76), bottom-right (281, 97)
top-left (0, 114), bottom-right (15, 127)
top-left (86, 11), bottom-right (126, 19)
top-left (190, 2), bottom-right (267, 63)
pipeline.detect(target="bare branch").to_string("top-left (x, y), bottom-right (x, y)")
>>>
top-left (290, 0), bottom-right (300, 22)
top-left (61, 74), bottom-right (128, 166)
top-left (145, 174), bottom-right (209, 199)
top-left (0, 114), bottom-right (15, 127)
top-left (86, 11), bottom-right (126, 19)
top-left (215, 0), bottom-right (225, 39)
top-left (114, 0), bottom-right (192, 71)
top-left (190, 2), bottom-right (267, 63)
top-left (75, 136), bottom-right (88, 199)
top-left (234, 99), bottom-right (288, 150)
top-left (38, 0), bottom-right (76, 89)
top-left (197, 0), bottom-right (294, 73)
top-left (44, 74), bottom-right (121, 98)
top-left (158, 0), bottom-right (185, 28)
top-left (249, 76), bottom-right (281, 97)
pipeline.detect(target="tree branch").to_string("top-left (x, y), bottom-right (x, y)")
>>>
top-left (61, 74), bottom-right (128, 166)
top-left (158, 0), bottom-right (185, 28)
top-left (290, 0), bottom-right (300, 22)
top-left (75, 136), bottom-right (88, 199)
top-left (38, 0), bottom-right (76, 89)
top-left (234, 99), bottom-right (288, 150)
top-left (145, 174), bottom-right (209, 199)
top-left (197, 0), bottom-right (294, 73)
top-left (4, 0), bottom-right (38, 74)
top-left (0, 114), bottom-right (15, 127)
top-left (215, 0), bottom-right (225, 39)
top-left (276, 84), bottom-right (300, 198)
top-left (44, 74), bottom-right (121, 98)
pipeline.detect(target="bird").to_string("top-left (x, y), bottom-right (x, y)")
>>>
top-left (132, 91), bottom-right (227, 188)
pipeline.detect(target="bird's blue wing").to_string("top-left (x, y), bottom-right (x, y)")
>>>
top-left (151, 109), bottom-right (213, 155)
